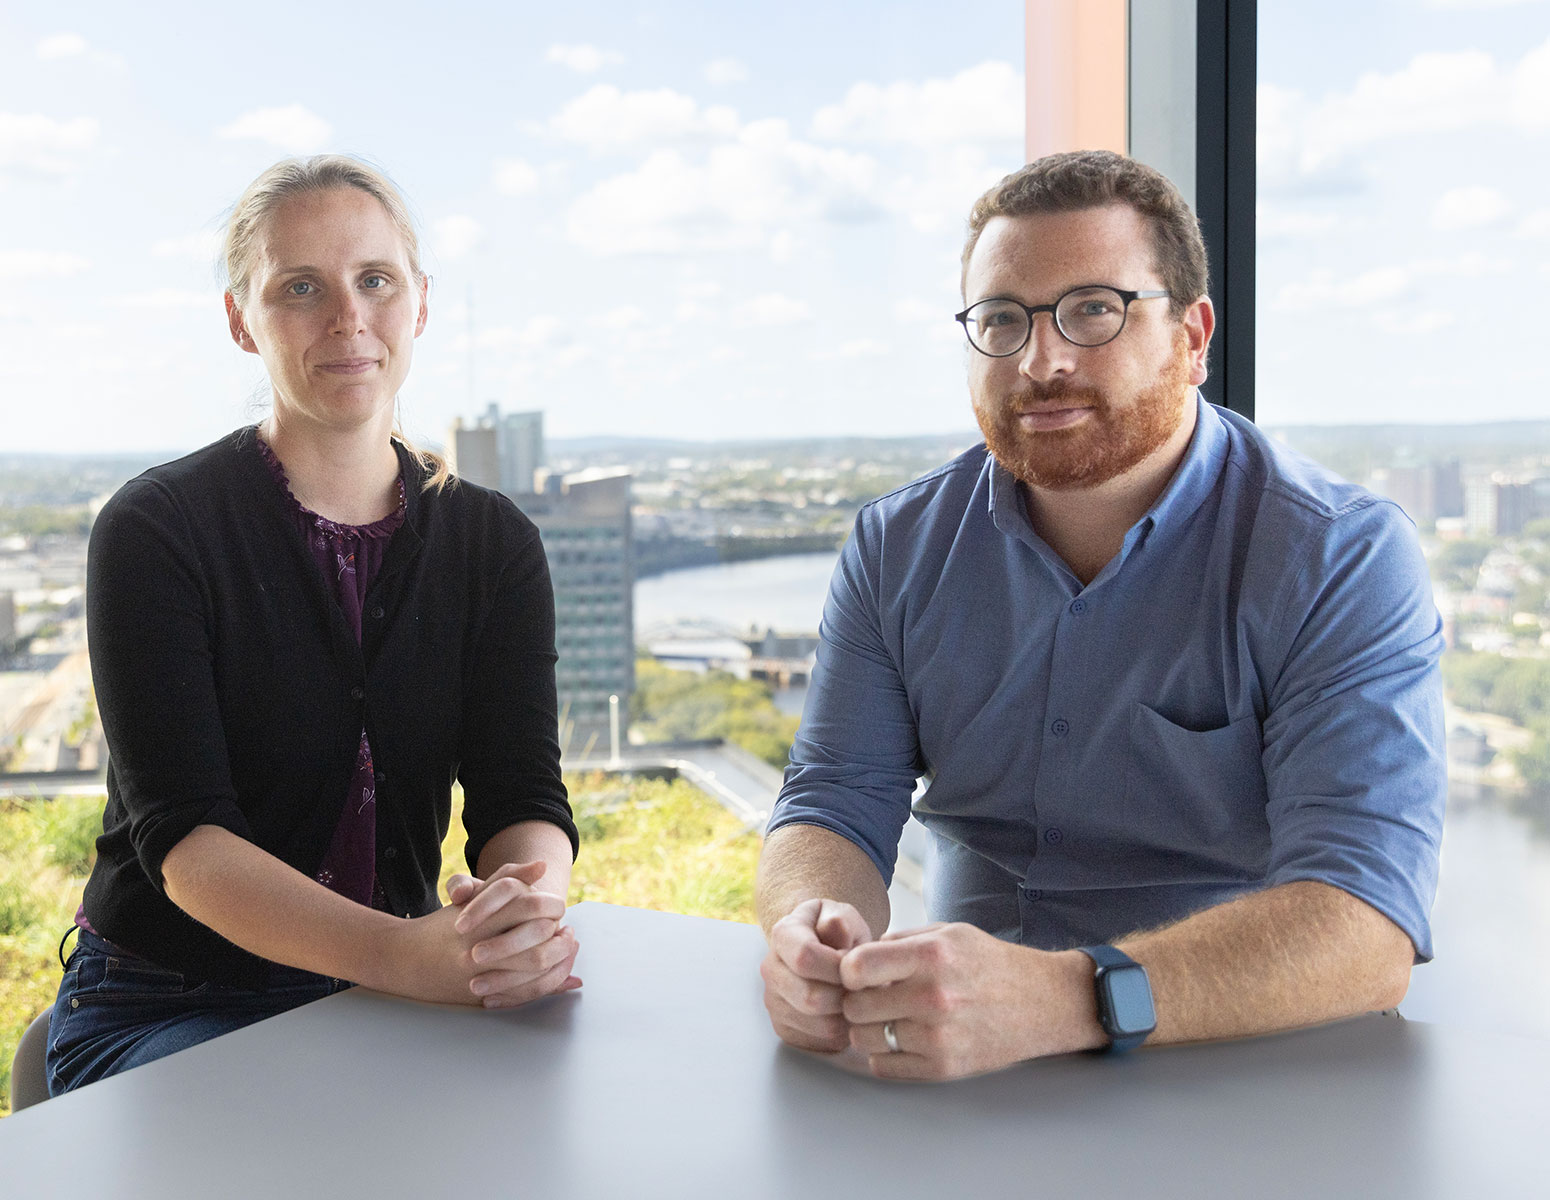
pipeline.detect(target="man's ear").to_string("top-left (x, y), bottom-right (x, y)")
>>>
top-left (225, 292), bottom-right (258, 355)
top-left (1183, 296), bottom-right (1214, 387)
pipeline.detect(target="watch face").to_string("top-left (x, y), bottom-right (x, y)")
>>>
top-left (1100, 965), bottom-right (1157, 1036)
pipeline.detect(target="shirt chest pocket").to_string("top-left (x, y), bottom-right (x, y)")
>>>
top-left (1120, 703), bottom-right (1271, 874)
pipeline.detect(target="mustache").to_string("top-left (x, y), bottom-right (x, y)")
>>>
top-left (1001, 378), bottom-right (1108, 409)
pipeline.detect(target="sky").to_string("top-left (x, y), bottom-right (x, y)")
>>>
top-left (1, 0), bottom-right (1548, 455)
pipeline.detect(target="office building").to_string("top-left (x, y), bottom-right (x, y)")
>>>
top-left (447, 417), bottom-right (500, 491)
top-left (1371, 460), bottom-right (1464, 526)
top-left (495, 408), bottom-right (544, 498)
top-left (452, 407), bottom-right (634, 750)
top-left (0, 591), bottom-right (15, 655)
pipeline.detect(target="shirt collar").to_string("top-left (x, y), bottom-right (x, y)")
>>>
top-left (986, 392), bottom-right (1231, 564)
top-left (1129, 393), bottom-right (1231, 551)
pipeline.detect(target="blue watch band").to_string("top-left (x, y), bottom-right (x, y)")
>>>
top-left (1077, 945), bottom-right (1157, 1053)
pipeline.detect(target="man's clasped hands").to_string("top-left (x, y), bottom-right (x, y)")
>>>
top-left (760, 897), bottom-right (1106, 1081)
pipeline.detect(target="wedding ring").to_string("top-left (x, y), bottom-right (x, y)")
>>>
top-left (883, 1020), bottom-right (901, 1054)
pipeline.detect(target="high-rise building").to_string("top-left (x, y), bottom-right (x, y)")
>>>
top-left (0, 591), bottom-right (15, 655)
top-left (451, 407), bottom-right (634, 749)
top-left (447, 417), bottom-right (500, 490)
top-left (1370, 459), bottom-right (1464, 527)
top-left (523, 469), bottom-right (635, 753)
top-left (1464, 472), bottom-right (1550, 537)
top-left (494, 407), bottom-right (544, 497)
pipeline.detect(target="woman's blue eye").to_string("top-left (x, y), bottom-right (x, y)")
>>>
top-left (288, 281), bottom-right (313, 296)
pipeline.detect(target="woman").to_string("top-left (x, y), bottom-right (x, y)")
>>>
top-left (47, 155), bottom-right (580, 1095)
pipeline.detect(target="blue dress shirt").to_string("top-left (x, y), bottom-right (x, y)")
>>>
top-left (770, 397), bottom-right (1446, 959)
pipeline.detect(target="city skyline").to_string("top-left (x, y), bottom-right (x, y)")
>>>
top-left (3, 0), bottom-right (1549, 455)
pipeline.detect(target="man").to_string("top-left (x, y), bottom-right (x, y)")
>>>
top-left (756, 150), bottom-right (1445, 1081)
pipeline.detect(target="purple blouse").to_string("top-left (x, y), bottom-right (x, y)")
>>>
top-left (257, 437), bottom-right (405, 909)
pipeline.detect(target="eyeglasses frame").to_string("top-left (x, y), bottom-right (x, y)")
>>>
top-left (954, 286), bottom-right (1171, 357)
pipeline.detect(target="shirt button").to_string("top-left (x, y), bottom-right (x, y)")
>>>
top-left (1070, 599), bottom-right (1087, 614)
top-left (1026, 888), bottom-right (1044, 901)
top-left (350, 686), bottom-right (365, 701)
top-left (371, 606), bottom-right (385, 619)
top-left (384, 846), bottom-right (397, 860)
top-left (1044, 827), bottom-right (1064, 845)
top-left (1051, 719), bottom-right (1069, 736)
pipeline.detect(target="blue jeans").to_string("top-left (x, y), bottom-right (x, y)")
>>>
top-left (46, 929), bottom-right (351, 1096)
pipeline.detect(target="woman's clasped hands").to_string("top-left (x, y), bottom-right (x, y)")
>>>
top-left (393, 861), bottom-right (581, 1009)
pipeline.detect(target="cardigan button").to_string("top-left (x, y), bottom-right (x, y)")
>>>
top-left (371, 605), bottom-right (385, 619)
top-left (384, 846), bottom-right (397, 860)
top-left (350, 686), bottom-right (364, 701)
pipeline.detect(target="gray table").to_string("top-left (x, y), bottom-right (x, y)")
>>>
top-left (2, 902), bottom-right (1545, 1198)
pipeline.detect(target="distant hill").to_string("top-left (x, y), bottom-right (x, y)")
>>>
top-left (1266, 420), bottom-right (1550, 455)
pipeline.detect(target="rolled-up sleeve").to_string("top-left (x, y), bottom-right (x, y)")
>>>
top-left (1261, 499), bottom-right (1447, 960)
top-left (768, 511), bottom-right (920, 884)
top-left (457, 527), bottom-right (578, 870)
top-left (88, 482), bottom-right (252, 889)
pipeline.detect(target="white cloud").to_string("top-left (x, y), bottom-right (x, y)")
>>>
top-left (598, 306), bottom-right (644, 329)
top-left (152, 231), bottom-right (222, 260)
top-left (814, 339), bottom-right (890, 361)
top-left (1518, 209), bottom-right (1550, 236)
top-left (36, 33), bottom-right (88, 60)
top-left (547, 85), bottom-right (739, 150)
top-left (705, 58), bottom-right (750, 85)
top-left (565, 120), bottom-right (878, 255)
top-left (217, 105), bottom-right (332, 153)
top-left (1374, 311), bottom-right (1455, 335)
top-left (0, 112), bottom-right (99, 176)
top-left (1257, 205), bottom-right (1341, 238)
top-left (0, 250), bottom-right (90, 280)
top-left (546, 44), bottom-right (624, 73)
top-left (1272, 267), bottom-right (1411, 311)
top-left (1261, 38), bottom-right (1550, 184)
top-left (811, 61), bottom-right (1022, 146)
top-left (893, 296), bottom-right (963, 343)
top-left (493, 158), bottom-right (540, 197)
top-left (894, 298), bottom-right (940, 323)
top-left (432, 214), bottom-right (484, 260)
top-left (112, 289), bottom-right (221, 310)
top-left (886, 144), bottom-right (1011, 233)
top-left (1411, 251), bottom-right (1511, 276)
top-left (733, 293), bottom-right (811, 327)
top-left (451, 314), bottom-right (569, 355)
top-left (1424, 0), bottom-right (1547, 8)
top-left (769, 230), bottom-right (795, 262)
top-left (1432, 186), bottom-right (1511, 229)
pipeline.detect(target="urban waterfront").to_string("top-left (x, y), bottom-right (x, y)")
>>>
top-left (636, 552), bottom-right (1550, 1041)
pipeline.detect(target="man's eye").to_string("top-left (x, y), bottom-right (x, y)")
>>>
top-left (363, 275), bottom-right (386, 289)
top-left (983, 309), bottom-right (1018, 327)
top-left (287, 281), bottom-right (314, 296)
top-left (1078, 301), bottom-right (1113, 317)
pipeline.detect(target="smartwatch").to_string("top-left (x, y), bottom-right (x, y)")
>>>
top-left (1077, 945), bottom-right (1156, 1052)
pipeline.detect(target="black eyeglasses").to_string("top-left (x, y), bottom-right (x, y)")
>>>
top-left (955, 286), bottom-right (1170, 356)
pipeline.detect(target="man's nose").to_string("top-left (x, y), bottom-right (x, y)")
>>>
top-left (1017, 312), bottom-right (1077, 381)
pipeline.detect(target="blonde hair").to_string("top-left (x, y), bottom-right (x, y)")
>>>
top-left (222, 154), bottom-right (454, 491)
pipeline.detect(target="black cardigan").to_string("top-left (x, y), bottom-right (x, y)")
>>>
top-left (82, 429), bottom-right (577, 987)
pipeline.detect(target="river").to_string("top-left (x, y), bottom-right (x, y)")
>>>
top-left (634, 553), bottom-right (1550, 1040)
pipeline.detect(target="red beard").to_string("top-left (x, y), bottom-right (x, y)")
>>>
top-left (975, 333), bottom-right (1193, 491)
